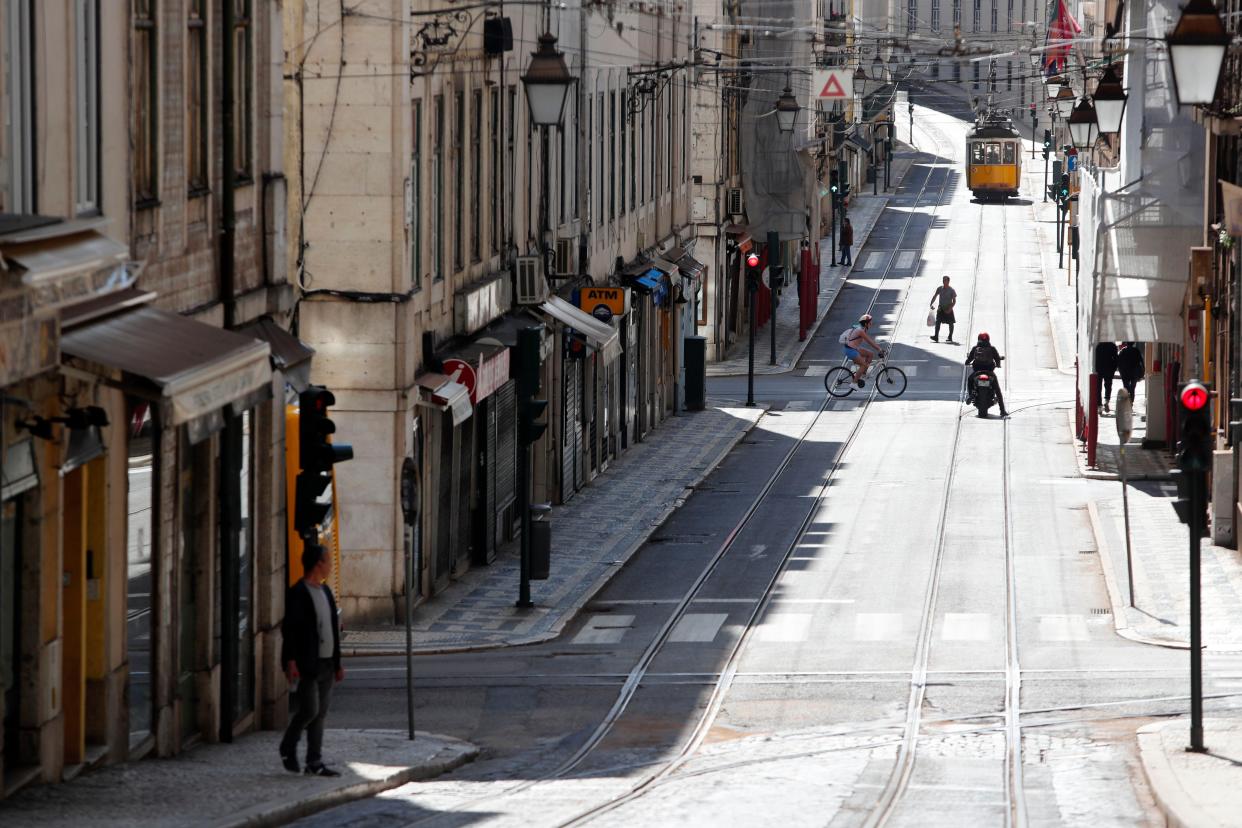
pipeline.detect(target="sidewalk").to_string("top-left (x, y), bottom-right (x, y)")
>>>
top-left (344, 400), bottom-right (764, 655)
top-left (1137, 718), bottom-right (1242, 828)
top-left (0, 729), bottom-right (476, 827)
top-left (707, 149), bottom-right (918, 377)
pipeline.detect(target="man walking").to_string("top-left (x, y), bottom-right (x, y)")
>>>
top-left (280, 543), bottom-right (344, 777)
top-left (1118, 342), bottom-right (1145, 401)
top-left (1094, 340), bottom-right (1118, 413)
top-left (840, 217), bottom-right (854, 266)
top-left (929, 276), bottom-right (957, 343)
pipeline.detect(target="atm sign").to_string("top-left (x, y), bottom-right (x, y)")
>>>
top-left (579, 287), bottom-right (629, 322)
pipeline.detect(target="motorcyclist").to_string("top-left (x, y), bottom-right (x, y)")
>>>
top-left (965, 332), bottom-right (1008, 417)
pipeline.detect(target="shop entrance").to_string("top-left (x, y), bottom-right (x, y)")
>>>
top-left (1, 497), bottom-right (23, 775)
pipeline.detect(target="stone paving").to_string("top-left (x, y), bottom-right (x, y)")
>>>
top-left (343, 400), bottom-right (763, 654)
top-left (0, 729), bottom-right (477, 827)
top-left (707, 150), bottom-right (917, 377)
top-left (1137, 718), bottom-right (1242, 828)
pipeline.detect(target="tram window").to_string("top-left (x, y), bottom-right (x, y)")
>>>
top-left (985, 143), bottom-right (1001, 164)
top-left (1003, 143), bottom-right (1015, 164)
top-left (971, 144), bottom-right (985, 164)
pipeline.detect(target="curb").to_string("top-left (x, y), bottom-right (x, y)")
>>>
top-left (1066, 409), bottom-right (1174, 482)
top-left (1029, 170), bottom-right (1077, 378)
top-left (1086, 500), bottom-right (1189, 650)
top-left (222, 735), bottom-right (479, 828)
top-left (1137, 719), bottom-right (1229, 828)
top-left (342, 405), bottom-right (769, 657)
top-left (707, 150), bottom-right (916, 378)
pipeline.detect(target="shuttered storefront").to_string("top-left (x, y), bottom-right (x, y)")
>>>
top-left (493, 380), bottom-right (517, 540)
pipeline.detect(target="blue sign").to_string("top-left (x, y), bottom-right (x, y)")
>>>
top-left (1067, 154), bottom-right (1078, 172)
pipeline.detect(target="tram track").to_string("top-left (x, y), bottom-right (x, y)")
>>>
top-left (407, 122), bottom-right (960, 828)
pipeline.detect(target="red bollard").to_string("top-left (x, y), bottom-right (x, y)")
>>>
top-left (1087, 372), bottom-right (1100, 468)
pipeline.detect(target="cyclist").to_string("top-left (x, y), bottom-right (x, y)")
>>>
top-left (965, 331), bottom-right (1008, 416)
top-left (843, 313), bottom-right (884, 387)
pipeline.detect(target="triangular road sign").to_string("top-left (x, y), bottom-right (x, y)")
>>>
top-left (813, 69), bottom-right (852, 100)
top-left (819, 75), bottom-right (845, 98)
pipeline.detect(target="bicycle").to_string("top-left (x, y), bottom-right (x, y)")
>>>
top-left (824, 350), bottom-right (908, 398)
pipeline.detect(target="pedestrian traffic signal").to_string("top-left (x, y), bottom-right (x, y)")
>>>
top-left (746, 252), bottom-right (760, 269)
top-left (829, 170), bottom-right (839, 195)
top-left (1058, 173), bottom-right (1070, 201)
top-left (516, 325), bottom-right (548, 446)
top-left (294, 386), bottom-right (353, 537)
top-left (1178, 381), bottom-right (1213, 472)
top-left (840, 180), bottom-right (850, 198)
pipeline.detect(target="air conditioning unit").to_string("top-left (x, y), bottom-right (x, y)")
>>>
top-left (514, 256), bottom-right (547, 305)
top-left (554, 238), bottom-right (575, 277)
top-left (727, 187), bottom-right (745, 217)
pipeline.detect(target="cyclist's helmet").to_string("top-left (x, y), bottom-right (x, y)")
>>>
top-left (859, 313), bottom-right (873, 326)
top-left (977, 331), bottom-right (990, 342)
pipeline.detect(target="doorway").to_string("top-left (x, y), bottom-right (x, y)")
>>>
top-left (1, 496), bottom-right (22, 774)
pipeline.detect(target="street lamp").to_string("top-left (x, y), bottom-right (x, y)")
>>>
top-left (1166, 0), bottom-right (1231, 106)
top-left (853, 66), bottom-right (869, 98)
top-left (871, 54), bottom-right (885, 83)
top-left (1092, 63), bottom-right (1128, 134)
top-left (775, 84), bottom-right (800, 133)
top-left (522, 32), bottom-right (574, 126)
top-left (1067, 97), bottom-right (1099, 150)
top-left (1054, 86), bottom-right (1076, 119)
top-left (1045, 74), bottom-right (1063, 98)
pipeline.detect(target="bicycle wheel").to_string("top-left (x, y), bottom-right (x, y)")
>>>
top-left (824, 367), bottom-right (857, 398)
top-left (875, 365), bottom-right (907, 398)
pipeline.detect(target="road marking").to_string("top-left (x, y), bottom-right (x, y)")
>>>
top-left (896, 250), bottom-right (917, 269)
top-left (900, 365), bottom-right (918, 377)
top-left (942, 612), bottom-right (991, 641)
top-left (572, 614), bottom-right (635, 645)
top-left (756, 613), bottom-right (813, 643)
top-left (854, 613), bottom-right (903, 641)
top-left (861, 252), bottom-right (887, 271)
top-left (774, 598), bottom-right (855, 604)
top-left (693, 598), bottom-right (755, 604)
top-left (588, 599), bottom-right (680, 605)
top-left (804, 366), bottom-right (829, 376)
top-left (784, 400), bottom-right (816, 410)
top-left (1038, 614), bottom-right (1091, 642)
top-left (669, 613), bottom-right (729, 643)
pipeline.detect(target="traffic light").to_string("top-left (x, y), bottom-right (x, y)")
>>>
top-left (516, 325), bottom-right (548, 446)
top-left (294, 386), bottom-right (354, 537)
top-left (1042, 128), bottom-right (1052, 158)
top-left (840, 179), bottom-right (850, 199)
top-left (746, 252), bottom-right (761, 294)
top-left (1058, 173), bottom-right (1070, 202)
top-left (1178, 381), bottom-right (1213, 472)
top-left (829, 169), bottom-right (839, 195)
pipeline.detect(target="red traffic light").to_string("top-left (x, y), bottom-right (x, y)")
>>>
top-left (1180, 382), bottom-right (1209, 412)
top-left (746, 253), bottom-right (760, 268)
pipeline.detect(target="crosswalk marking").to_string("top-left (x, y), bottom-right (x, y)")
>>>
top-left (1038, 614), bottom-right (1090, 642)
top-left (862, 252), bottom-right (887, 271)
top-left (669, 613), bottom-right (729, 643)
top-left (854, 613), bottom-right (904, 641)
top-left (896, 251), bottom-right (917, 269)
top-left (572, 614), bottom-right (635, 645)
top-left (804, 366), bottom-right (828, 377)
top-left (757, 613), bottom-right (813, 643)
top-left (942, 612), bottom-right (991, 641)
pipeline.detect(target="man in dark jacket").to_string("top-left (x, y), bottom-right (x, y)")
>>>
top-left (965, 332), bottom-right (1007, 417)
top-left (840, 217), bottom-right (854, 266)
top-left (279, 543), bottom-right (344, 776)
top-left (1118, 342), bottom-right (1145, 400)
top-left (1094, 341), bottom-right (1118, 413)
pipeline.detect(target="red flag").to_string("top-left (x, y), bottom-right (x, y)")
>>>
top-left (1043, 0), bottom-right (1082, 75)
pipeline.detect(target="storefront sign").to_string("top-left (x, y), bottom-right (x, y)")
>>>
top-left (579, 287), bottom-right (628, 324)
top-left (443, 346), bottom-right (510, 404)
top-left (453, 274), bottom-right (510, 337)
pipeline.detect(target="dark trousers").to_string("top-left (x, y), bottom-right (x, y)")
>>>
top-left (1098, 372), bottom-right (1114, 407)
top-left (934, 309), bottom-right (955, 341)
top-left (1121, 375), bottom-right (1140, 400)
top-left (280, 659), bottom-right (335, 765)
top-left (840, 244), bottom-right (852, 266)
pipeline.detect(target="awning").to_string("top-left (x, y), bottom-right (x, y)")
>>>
top-left (441, 339), bottom-right (511, 404)
top-left (61, 306), bottom-right (273, 426)
top-left (0, 215), bottom-right (129, 288)
top-left (536, 296), bottom-right (622, 362)
top-left (666, 246), bottom-right (707, 281)
top-left (238, 316), bottom-right (315, 391)
top-left (415, 372), bottom-right (473, 425)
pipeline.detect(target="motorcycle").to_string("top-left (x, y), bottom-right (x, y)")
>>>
top-left (969, 370), bottom-right (997, 418)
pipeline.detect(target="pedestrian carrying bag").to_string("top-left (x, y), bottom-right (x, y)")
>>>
top-left (838, 328), bottom-right (852, 345)
top-left (926, 309), bottom-right (936, 327)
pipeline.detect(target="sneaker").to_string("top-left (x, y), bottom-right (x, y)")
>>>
top-left (1000, 410), bottom-right (1009, 418)
top-left (280, 750), bottom-right (300, 774)
top-left (930, 336), bottom-right (939, 342)
top-left (304, 763), bottom-right (341, 777)
top-left (946, 338), bottom-right (956, 344)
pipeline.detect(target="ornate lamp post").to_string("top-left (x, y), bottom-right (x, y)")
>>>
top-left (1067, 97), bottom-right (1099, 150)
top-left (775, 83), bottom-right (800, 133)
top-left (1092, 64), bottom-right (1128, 134)
top-left (1166, 0), bottom-right (1231, 106)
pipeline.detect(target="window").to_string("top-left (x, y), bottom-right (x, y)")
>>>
top-left (454, 90), bottom-right (464, 271)
top-left (125, 401), bottom-right (155, 742)
top-left (620, 92), bottom-right (627, 214)
top-left (973, 0), bottom-right (981, 32)
top-left (954, 60), bottom-right (961, 82)
top-left (952, 0), bottom-right (960, 26)
top-left (506, 86), bottom-right (515, 248)
top-left (411, 100), bottom-right (422, 290)
top-left (665, 88), bottom-right (673, 191)
top-left (433, 95), bottom-right (444, 281)
top-left (681, 79), bottom-right (688, 183)
top-left (490, 89), bottom-right (500, 255)
top-left (1002, 143), bottom-right (1015, 164)
top-left (609, 91), bottom-right (616, 222)
top-left (471, 90), bottom-right (481, 263)
top-left (187, 0), bottom-right (208, 194)
top-left (557, 122), bottom-right (565, 223)
top-left (641, 105), bottom-right (648, 203)
top-left (230, 0), bottom-right (252, 180)
top-left (1007, 0), bottom-right (1013, 31)
top-left (973, 60), bottom-right (980, 88)
top-left (629, 98), bottom-right (636, 209)
top-left (991, 0), bottom-right (997, 32)
top-left (907, 0), bottom-right (917, 33)
top-left (971, 143), bottom-right (985, 163)
top-left (931, 0), bottom-right (940, 30)
top-left (1006, 61), bottom-right (1012, 91)
top-left (75, 0), bottom-right (100, 214)
top-left (133, 0), bottom-right (158, 205)
top-left (597, 92), bottom-right (604, 222)
top-left (985, 142), bottom-right (1001, 163)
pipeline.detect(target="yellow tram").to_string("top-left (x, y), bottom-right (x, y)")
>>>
top-left (966, 117), bottom-right (1023, 200)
